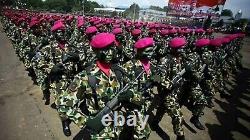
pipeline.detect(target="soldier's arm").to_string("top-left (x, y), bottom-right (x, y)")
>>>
top-left (57, 72), bottom-right (89, 128)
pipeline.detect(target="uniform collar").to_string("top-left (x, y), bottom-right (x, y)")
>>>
top-left (96, 60), bottom-right (111, 77)
top-left (58, 41), bottom-right (66, 50)
top-left (139, 59), bottom-right (151, 75)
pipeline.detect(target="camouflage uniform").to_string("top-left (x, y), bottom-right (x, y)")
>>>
top-left (57, 33), bottom-right (149, 139)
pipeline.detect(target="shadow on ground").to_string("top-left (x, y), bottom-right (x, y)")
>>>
top-left (206, 68), bottom-right (250, 140)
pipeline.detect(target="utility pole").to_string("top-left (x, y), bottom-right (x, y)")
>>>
top-left (133, 3), bottom-right (136, 22)
top-left (82, 0), bottom-right (85, 16)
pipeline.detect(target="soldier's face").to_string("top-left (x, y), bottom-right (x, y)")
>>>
top-left (97, 45), bottom-right (116, 63)
top-left (137, 47), bottom-right (154, 59)
top-left (55, 30), bottom-right (65, 41)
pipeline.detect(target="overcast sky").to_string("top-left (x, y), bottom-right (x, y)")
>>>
top-left (92, 0), bottom-right (250, 18)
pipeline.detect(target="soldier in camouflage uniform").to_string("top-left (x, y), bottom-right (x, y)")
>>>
top-left (153, 37), bottom-right (187, 140)
top-left (194, 38), bottom-right (215, 108)
top-left (181, 37), bottom-right (207, 130)
top-left (57, 33), bottom-right (149, 139)
top-left (33, 20), bottom-right (68, 105)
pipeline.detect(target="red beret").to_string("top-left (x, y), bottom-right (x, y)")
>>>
top-left (149, 29), bottom-right (157, 34)
top-left (95, 24), bottom-right (102, 28)
top-left (113, 24), bottom-right (120, 28)
top-left (195, 39), bottom-right (210, 48)
top-left (226, 35), bottom-right (236, 41)
top-left (184, 29), bottom-right (191, 34)
top-left (169, 37), bottom-right (186, 49)
top-left (135, 37), bottom-right (154, 49)
top-left (132, 29), bottom-right (141, 36)
top-left (238, 33), bottom-right (245, 38)
top-left (77, 17), bottom-right (84, 28)
top-left (160, 29), bottom-right (169, 36)
top-left (210, 38), bottom-right (222, 47)
top-left (90, 33), bottom-right (115, 49)
top-left (86, 26), bottom-right (97, 35)
top-left (29, 20), bottom-right (40, 28)
top-left (195, 28), bottom-right (205, 33)
top-left (221, 37), bottom-right (230, 44)
top-left (169, 29), bottom-right (177, 34)
top-left (112, 28), bottom-right (122, 35)
top-left (51, 21), bottom-right (65, 32)
top-left (93, 20), bottom-right (101, 25)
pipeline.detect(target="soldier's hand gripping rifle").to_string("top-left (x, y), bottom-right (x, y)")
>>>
top-left (84, 70), bottom-right (145, 134)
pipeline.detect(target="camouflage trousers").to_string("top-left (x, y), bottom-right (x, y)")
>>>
top-left (90, 110), bottom-right (151, 140)
top-left (200, 79), bottom-right (215, 103)
top-left (181, 83), bottom-right (206, 117)
top-left (155, 88), bottom-right (184, 136)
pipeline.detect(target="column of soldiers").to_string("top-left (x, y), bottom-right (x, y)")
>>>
top-left (0, 8), bottom-right (245, 140)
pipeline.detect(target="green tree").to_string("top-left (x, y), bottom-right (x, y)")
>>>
top-left (221, 9), bottom-right (233, 17)
top-left (124, 3), bottom-right (140, 20)
top-left (163, 6), bottom-right (169, 13)
top-left (149, 6), bottom-right (164, 11)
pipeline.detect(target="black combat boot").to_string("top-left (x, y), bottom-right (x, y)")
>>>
top-left (42, 89), bottom-right (50, 105)
top-left (190, 116), bottom-right (205, 130)
top-left (176, 135), bottom-right (185, 140)
top-left (62, 119), bottom-right (71, 136)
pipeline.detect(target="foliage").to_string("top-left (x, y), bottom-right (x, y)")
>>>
top-left (4, 0), bottom-right (103, 13)
top-left (149, 6), bottom-right (164, 12)
top-left (124, 3), bottom-right (140, 20)
top-left (221, 9), bottom-right (233, 17)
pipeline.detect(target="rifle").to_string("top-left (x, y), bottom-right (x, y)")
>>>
top-left (84, 70), bottom-right (145, 134)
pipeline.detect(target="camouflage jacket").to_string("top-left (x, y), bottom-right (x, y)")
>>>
top-left (57, 61), bottom-right (140, 127)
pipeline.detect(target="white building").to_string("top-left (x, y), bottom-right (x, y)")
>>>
top-left (139, 9), bottom-right (166, 22)
top-left (94, 7), bottom-right (125, 13)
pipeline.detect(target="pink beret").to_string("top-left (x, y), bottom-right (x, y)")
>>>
top-left (169, 37), bottom-right (186, 49)
top-left (135, 23), bottom-right (142, 28)
top-left (195, 28), bottom-right (205, 33)
top-left (29, 20), bottom-right (40, 28)
top-left (184, 29), bottom-right (191, 34)
top-left (51, 21), bottom-right (65, 32)
top-left (113, 24), bottom-right (120, 28)
top-left (112, 28), bottom-right (122, 35)
top-left (77, 17), bottom-right (84, 28)
top-left (195, 39), bottom-right (210, 48)
top-left (135, 37), bottom-right (154, 49)
top-left (95, 24), bottom-right (102, 28)
top-left (86, 26), bottom-right (97, 35)
top-left (210, 38), bottom-right (222, 47)
top-left (226, 35), bottom-right (236, 41)
top-left (90, 33), bottom-right (115, 49)
top-left (160, 29), bottom-right (169, 36)
top-left (221, 37), bottom-right (230, 44)
top-left (132, 29), bottom-right (141, 36)
top-left (149, 29), bottom-right (157, 34)
top-left (238, 33), bottom-right (245, 38)
top-left (169, 29), bottom-right (177, 34)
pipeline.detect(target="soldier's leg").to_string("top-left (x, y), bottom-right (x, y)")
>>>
top-left (188, 86), bottom-right (206, 130)
top-left (164, 93), bottom-right (185, 140)
top-left (58, 112), bottom-right (72, 136)
top-left (119, 110), bottom-right (150, 140)
top-left (200, 79), bottom-right (214, 108)
top-left (41, 76), bottom-right (50, 105)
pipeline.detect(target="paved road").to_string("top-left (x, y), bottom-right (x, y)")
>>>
top-left (0, 23), bottom-right (250, 140)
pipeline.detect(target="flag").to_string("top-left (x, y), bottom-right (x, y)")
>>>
top-left (196, 0), bottom-right (226, 7)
